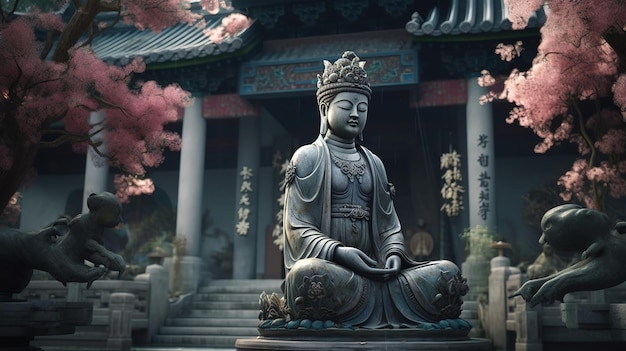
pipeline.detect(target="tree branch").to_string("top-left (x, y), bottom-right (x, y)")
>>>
top-left (572, 98), bottom-right (602, 210)
top-left (80, 7), bottom-right (122, 48)
top-left (52, 0), bottom-right (121, 63)
top-left (90, 93), bottom-right (132, 118)
top-left (39, 129), bottom-right (105, 159)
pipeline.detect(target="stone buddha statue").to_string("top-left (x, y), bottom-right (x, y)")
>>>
top-left (278, 51), bottom-right (469, 329)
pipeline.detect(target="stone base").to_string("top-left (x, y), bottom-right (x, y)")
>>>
top-left (236, 330), bottom-right (492, 351)
top-left (0, 300), bottom-right (92, 351)
top-left (237, 338), bottom-right (492, 351)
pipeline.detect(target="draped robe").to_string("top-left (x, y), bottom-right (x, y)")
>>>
top-left (282, 136), bottom-right (467, 327)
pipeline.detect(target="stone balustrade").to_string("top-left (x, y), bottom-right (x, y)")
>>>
top-left (16, 264), bottom-right (169, 350)
top-left (487, 260), bottom-right (626, 351)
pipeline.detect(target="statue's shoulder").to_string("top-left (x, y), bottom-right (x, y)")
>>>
top-left (360, 145), bottom-right (385, 170)
top-left (290, 143), bottom-right (323, 178)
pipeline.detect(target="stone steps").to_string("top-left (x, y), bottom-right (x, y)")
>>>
top-left (150, 279), bottom-right (282, 349)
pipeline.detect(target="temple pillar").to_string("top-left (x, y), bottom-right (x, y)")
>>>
top-left (82, 111), bottom-right (109, 212)
top-left (465, 79), bottom-right (496, 230)
top-left (232, 116), bottom-right (260, 279)
top-left (462, 78), bottom-right (497, 337)
top-left (170, 97), bottom-right (207, 293)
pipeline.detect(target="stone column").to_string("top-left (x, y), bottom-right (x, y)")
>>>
top-left (232, 116), bottom-right (260, 279)
top-left (465, 79), bottom-right (496, 230)
top-left (171, 97), bottom-right (207, 293)
top-left (462, 78), bottom-right (496, 338)
top-left (82, 110), bottom-right (109, 212)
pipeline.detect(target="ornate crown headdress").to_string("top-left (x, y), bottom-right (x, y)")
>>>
top-left (316, 51), bottom-right (372, 104)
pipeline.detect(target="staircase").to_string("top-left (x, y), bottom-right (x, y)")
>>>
top-left (151, 279), bottom-right (283, 348)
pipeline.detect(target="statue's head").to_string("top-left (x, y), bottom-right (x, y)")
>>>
top-left (87, 192), bottom-right (123, 228)
top-left (539, 204), bottom-right (611, 251)
top-left (316, 51), bottom-right (372, 137)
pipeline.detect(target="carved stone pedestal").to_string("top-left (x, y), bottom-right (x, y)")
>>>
top-left (0, 300), bottom-right (92, 351)
top-left (236, 329), bottom-right (492, 351)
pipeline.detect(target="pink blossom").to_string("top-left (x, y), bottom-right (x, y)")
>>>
top-left (200, 0), bottom-right (221, 14)
top-left (497, 0), bottom-right (626, 208)
top-left (122, 0), bottom-right (201, 32)
top-left (569, 134), bottom-right (591, 156)
top-left (113, 174), bottom-right (155, 203)
top-left (495, 41), bottom-right (524, 62)
top-left (477, 70), bottom-right (496, 87)
top-left (612, 74), bottom-right (626, 120)
top-left (203, 13), bottom-right (251, 44)
top-left (595, 129), bottom-right (626, 155)
top-left (222, 13), bottom-right (251, 35)
top-left (24, 10), bottom-right (65, 32)
top-left (503, 0), bottom-right (544, 29)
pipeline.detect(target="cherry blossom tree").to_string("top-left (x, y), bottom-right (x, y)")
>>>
top-left (480, 0), bottom-right (626, 211)
top-left (0, 0), bottom-right (244, 211)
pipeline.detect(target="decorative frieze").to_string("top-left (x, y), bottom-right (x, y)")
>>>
top-left (293, 2), bottom-right (325, 26)
top-left (240, 51), bottom-right (417, 96)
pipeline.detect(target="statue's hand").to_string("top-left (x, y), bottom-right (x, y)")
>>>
top-left (334, 246), bottom-right (388, 280)
top-left (384, 255), bottom-right (401, 274)
top-left (335, 246), bottom-right (376, 267)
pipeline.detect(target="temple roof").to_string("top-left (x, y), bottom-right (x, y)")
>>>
top-left (405, 0), bottom-right (546, 38)
top-left (88, 1), bottom-right (545, 69)
top-left (90, 8), bottom-right (259, 68)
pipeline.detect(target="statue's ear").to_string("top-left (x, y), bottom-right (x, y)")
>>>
top-left (319, 103), bottom-right (327, 116)
top-left (319, 103), bottom-right (328, 136)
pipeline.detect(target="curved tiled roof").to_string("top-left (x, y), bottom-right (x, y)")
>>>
top-left (91, 10), bottom-right (257, 66)
top-left (405, 0), bottom-right (546, 37)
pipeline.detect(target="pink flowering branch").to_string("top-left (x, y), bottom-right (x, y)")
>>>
top-left (114, 174), bottom-right (155, 203)
top-left (0, 0), bottom-right (230, 212)
top-left (203, 12), bottom-right (251, 44)
top-left (483, 0), bottom-right (626, 211)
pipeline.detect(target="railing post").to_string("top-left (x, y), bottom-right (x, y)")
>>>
top-left (135, 264), bottom-right (169, 343)
top-left (488, 249), bottom-right (519, 351)
top-left (107, 292), bottom-right (135, 351)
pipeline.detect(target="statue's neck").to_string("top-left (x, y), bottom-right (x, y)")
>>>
top-left (324, 134), bottom-right (359, 160)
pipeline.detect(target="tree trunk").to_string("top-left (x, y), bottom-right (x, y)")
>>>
top-left (51, 0), bottom-right (112, 63)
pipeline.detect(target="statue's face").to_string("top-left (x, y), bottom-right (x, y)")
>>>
top-left (324, 92), bottom-right (368, 140)
top-left (539, 204), bottom-right (611, 251)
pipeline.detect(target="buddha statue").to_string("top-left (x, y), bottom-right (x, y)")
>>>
top-left (278, 51), bottom-right (469, 328)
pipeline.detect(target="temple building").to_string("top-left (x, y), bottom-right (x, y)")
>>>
top-left (21, 0), bottom-right (574, 291)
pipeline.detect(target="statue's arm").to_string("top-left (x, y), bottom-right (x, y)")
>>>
top-left (367, 151), bottom-right (410, 264)
top-left (284, 145), bottom-right (341, 264)
top-left (84, 239), bottom-right (125, 272)
top-left (581, 241), bottom-right (604, 260)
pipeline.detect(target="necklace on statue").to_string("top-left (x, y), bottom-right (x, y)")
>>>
top-left (331, 154), bottom-right (366, 183)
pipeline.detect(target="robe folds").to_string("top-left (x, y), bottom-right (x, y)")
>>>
top-left (282, 136), bottom-right (467, 328)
